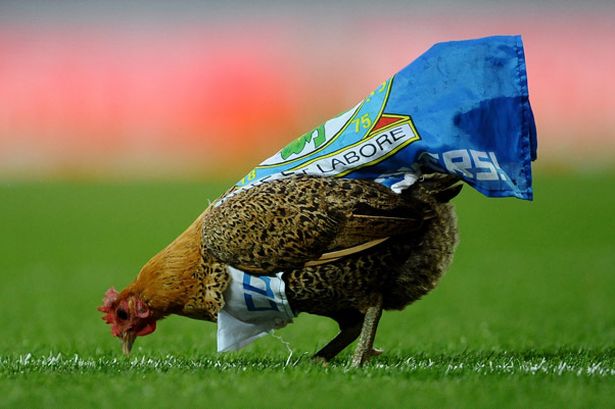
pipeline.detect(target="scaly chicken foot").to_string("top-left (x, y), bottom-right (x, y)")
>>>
top-left (313, 324), bottom-right (362, 363)
top-left (351, 293), bottom-right (383, 368)
top-left (312, 309), bottom-right (364, 363)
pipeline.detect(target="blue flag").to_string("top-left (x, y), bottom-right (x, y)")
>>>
top-left (224, 35), bottom-right (537, 202)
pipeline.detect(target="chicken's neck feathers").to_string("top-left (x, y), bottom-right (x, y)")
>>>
top-left (128, 211), bottom-right (229, 321)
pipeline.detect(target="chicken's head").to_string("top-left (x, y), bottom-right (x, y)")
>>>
top-left (98, 288), bottom-right (157, 355)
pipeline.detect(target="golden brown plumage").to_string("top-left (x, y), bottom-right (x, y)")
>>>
top-left (99, 174), bottom-right (461, 365)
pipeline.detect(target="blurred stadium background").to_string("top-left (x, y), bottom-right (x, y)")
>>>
top-left (1, 0), bottom-right (613, 180)
top-left (1, 4), bottom-right (614, 406)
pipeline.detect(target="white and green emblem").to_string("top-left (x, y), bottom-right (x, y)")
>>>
top-left (221, 76), bottom-right (421, 203)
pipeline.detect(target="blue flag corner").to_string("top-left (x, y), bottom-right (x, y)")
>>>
top-left (227, 35), bottom-right (538, 203)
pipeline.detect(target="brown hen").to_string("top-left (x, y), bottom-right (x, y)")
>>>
top-left (99, 174), bottom-right (461, 366)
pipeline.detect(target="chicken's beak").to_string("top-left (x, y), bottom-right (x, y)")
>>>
top-left (121, 331), bottom-right (136, 356)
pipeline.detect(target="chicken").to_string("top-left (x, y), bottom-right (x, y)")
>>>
top-left (99, 174), bottom-right (461, 366)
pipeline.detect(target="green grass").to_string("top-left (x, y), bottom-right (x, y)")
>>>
top-left (0, 171), bottom-right (613, 408)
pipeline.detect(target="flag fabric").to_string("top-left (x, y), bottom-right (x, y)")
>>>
top-left (222, 35), bottom-right (537, 203)
top-left (217, 267), bottom-right (295, 352)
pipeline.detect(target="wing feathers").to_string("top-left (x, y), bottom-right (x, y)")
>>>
top-left (202, 176), bottom-right (435, 274)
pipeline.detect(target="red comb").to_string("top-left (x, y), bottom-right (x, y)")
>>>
top-left (99, 288), bottom-right (119, 311)
top-left (98, 288), bottom-right (119, 328)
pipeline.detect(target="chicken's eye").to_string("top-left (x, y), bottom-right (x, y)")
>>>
top-left (116, 309), bottom-right (128, 321)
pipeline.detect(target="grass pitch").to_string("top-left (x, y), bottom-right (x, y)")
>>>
top-left (0, 171), bottom-right (613, 408)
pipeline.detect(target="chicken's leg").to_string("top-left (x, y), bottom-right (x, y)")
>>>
top-left (313, 309), bottom-right (364, 363)
top-left (351, 293), bottom-right (383, 367)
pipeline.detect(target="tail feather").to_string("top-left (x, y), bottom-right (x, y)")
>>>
top-left (401, 173), bottom-right (463, 203)
top-left (433, 183), bottom-right (463, 203)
